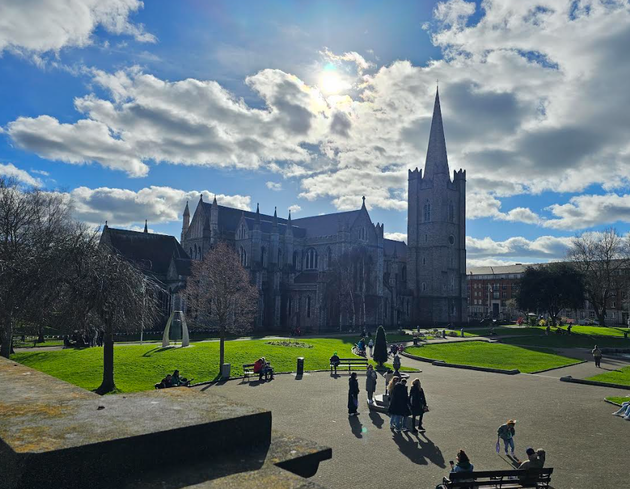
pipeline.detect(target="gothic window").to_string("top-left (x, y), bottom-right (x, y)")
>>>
top-left (189, 247), bottom-right (193, 257)
top-left (194, 245), bottom-right (198, 259)
top-left (449, 201), bottom-right (455, 222)
top-left (307, 296), bottom-right (311, 318)
top-left (327, 247), bottom-right (332, 269)
top-left (292, 251), bottom-right (298, 268)
top-left (260, 246), bottom-right (266, 265)
top-left (305, 248), bottom-right (318, 270)
top-left (237, 225), bottom-right (247, 239)
top-left (423, 200), bottom-right (431, 222)
top-left (401, 266), bottom-right (407, 283)
top-left (422, 282), bottom-right (427, 292)
top-left (239, 246), bottom-right (247, 267)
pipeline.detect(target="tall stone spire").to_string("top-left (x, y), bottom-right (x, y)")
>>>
top-left (144, 220), bottom-right (148, 233)
top-left (423, 87), bottom-right (449, 180)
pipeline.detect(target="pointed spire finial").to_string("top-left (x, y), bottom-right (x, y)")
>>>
top-left (423, 87), bottom-right (449, 180)
top-left (274, 206), bottom-right (277, 217)
top-left (361, 196), bottom-right (366, 209)
top-left (144, 220), bottom-right (148, 233)
top-left (213, 194), bottom-right (217, 205)
top-left (104, 220), bottom-right (108, 228)
top-left (255, 203), bottom-right (261, 222)
top-left (183, 200), bottom-right (190, 216)
top-left (288, 209), bottom-right (292, 222)
top-left (199, 193), bottom-right (203, 202)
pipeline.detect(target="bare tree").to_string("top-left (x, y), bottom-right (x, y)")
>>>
top-left (185, 242), bottom-right (258, 370)
top-left (568, 228), bottom-right (630, 326)
top-left (0, 177), bottom-right (73, 358)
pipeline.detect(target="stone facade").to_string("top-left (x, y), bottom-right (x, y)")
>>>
top-left (407, 89), bottom-right (467, 324)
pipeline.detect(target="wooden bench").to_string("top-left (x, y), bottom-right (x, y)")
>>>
top-left (330, 357), bottom-right (369, 373)
top-left (243, 363), bottom-right (256, 380)
top-left (441, 468), bottom-right (553, 488)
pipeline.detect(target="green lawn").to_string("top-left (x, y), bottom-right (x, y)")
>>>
top-left (12, 338), bottom-right (64, 348)
top-left (472, 326), bottom-right (545, 337)
top-left (606, 396), bottom-right (630, 406)
top-left (404, 342), bottom-right (581, 373)
top-left (587, 366), bottom-right (630, 387)
top-left (501, 334), bottom-right (630, 349)
top-left (11, 337), bottom-right (415, 393)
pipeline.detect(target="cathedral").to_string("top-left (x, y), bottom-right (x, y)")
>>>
top-left (102, 89), bottom-right (467, 331)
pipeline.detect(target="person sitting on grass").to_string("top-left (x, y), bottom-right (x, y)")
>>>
top-left (170, 369), bottom-right (190, 387)
top-left (612, 401), bottom-right (630, 419)
top-left (158, 374), bottom-right (172, 389)
top-left (330, 352), bottom-right (341, 374)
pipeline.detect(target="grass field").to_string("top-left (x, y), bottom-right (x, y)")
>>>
top-left (586, 365), bottom-right (630, 387)
top-left (12, 338), bottom-right (64, 348)
top-left (606, 395), bottom-right (630, 406)
top-left (404, 342), bottom-right (581, 373)
top-left (11, 336), bottom-right (415, 393)
top-left (501, 334), bottom-right (630, 349)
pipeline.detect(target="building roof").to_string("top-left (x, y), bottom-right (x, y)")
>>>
top-left (243, 217), bottom-right (307, 238)
top-left (102, 227), bottom-right (191, 277)
top-left (291, 210), bottom-right (362, 236)
top-left (384, 239), bottom-right (407, 258)
top-left (466, 264), bottom-right (535, 276)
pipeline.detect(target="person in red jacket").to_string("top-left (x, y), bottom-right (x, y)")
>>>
top-left (253, 358), bottom-right (265, 381)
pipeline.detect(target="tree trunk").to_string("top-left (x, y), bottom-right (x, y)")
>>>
top-left (37, 325), bottom-right (45, 344)
top-left (96, 328), bottom-right (115, 395)
top-left (0, 316), bottom-right (13, 359)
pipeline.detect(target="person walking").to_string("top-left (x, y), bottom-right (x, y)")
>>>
top-left (368, 338), bottom-right (374, 357)
top-left (387, 376), bottom-right (400, 428)
top-left (409, 378), bottom-right (427, 432)
top-left (388, 377), bottom-right (410, 432)
top-left (592, 345), bottom-right (603, 368)
top-left (384, 369), bottom-right (394, 399)
top-left (393, 353), bottom-right (401, 373)
top-left (497, 419), bottom-right (517, 456)
top-left (365, 364), bottom-right (377, 404)
top-left (348, 372), bottom-right (360, 416)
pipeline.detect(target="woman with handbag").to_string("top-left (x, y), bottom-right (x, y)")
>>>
top-left (409, 378), bottom-right (428, 432)
top-left (348, 372), bottom-right (360, 416)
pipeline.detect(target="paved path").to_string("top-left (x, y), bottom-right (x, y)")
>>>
top-left (197, 356), bottom-right (629, 489)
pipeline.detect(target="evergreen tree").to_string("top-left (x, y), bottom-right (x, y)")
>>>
top-left (373, 325), bottom-right (388, 367)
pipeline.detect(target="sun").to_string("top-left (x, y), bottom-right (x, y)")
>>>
top-left (319, 70), bottom-right (347, 95)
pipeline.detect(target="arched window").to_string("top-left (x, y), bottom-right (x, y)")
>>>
top-left (448, 201), bottom-right (455, 223)
top-left (422, 282), bottom-right (427, 292)
top-left (423, 200), bottom-right (431, 222)
top-left (239, 246), bottom-right (247, 267)
top-left (307, 296), bottom-right (311, 318)
top-left (237, 225), bottom-right (247, 239)
top-left (260, 246), bottom-right (266, 265)
top-left (305, 248), bottom-right (318, 270)
top-left (189, 247), bottom-right (193, 257)
top-left (292, 251), bottom-right (298, 268)
top-left (194, 245), bottom-right (198, 259)
top-left (401, 266), bottom-right (407, 283)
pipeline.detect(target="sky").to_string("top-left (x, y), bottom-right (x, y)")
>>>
top-left (1, 0), bottom-right (630, 266)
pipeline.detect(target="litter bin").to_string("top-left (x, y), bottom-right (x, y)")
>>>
top-left (296, 357), bottom-right (305, 375)
top-left (221, 363), bottom-right (231, 379)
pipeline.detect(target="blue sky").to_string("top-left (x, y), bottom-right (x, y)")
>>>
top-left (1, 0), bottom-right (630, 265)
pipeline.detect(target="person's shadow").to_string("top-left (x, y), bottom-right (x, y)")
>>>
top-left (417, 432), bottom-right (446, 468)
top-left (392, 430), bottom-right (446, 468)
top-left (348, 415), bottom-right (363, 438)
top-left (369, 411), bottom-right (384, 429)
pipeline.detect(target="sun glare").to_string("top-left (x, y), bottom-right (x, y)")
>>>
top-left (319, 71), bottom-right (346, 95)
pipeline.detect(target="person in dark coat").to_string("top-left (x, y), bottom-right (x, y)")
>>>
top-left (348, 372), bottom-right (360, 416)
top-left (365, 364), bottom-right (377, 404)
top-left (388, 378), bottom-right (410, 432)
top-left (409, 378), bottom-right (427, 432)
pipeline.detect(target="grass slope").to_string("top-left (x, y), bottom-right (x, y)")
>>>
top-left (606, 396), bottom-right (630, 406)
top-left (11, 337), bottom-right (414, 393)
top-left (405, 342), bottom-right (581, 373)
top-left (587, 366), bottom-right (630, 387)
top-left (501, 334), bottom-right (630, 349)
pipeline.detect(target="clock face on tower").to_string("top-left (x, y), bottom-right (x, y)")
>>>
top-left (449, 235), bottom-right (455, 245)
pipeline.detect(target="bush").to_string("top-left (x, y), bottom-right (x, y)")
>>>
top-left (373, 326), bottom-right (388, 367)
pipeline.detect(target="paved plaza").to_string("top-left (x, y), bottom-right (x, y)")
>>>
top-left (198, 355), bottom-right (629, 489)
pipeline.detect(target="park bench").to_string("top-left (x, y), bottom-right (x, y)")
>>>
top-left (440, 468), bottom-right (553, 488)
top-left (330, 357), bottom-right (369, 373)
top-left (243, 363), bottom-right (257, 380)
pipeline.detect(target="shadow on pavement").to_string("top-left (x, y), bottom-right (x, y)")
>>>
top-left (348, 415), bottom-right (363, 438)
top-left (392, 430), bottom-right (446, 468)
top-left (369, 411), bottom-right (384, 429)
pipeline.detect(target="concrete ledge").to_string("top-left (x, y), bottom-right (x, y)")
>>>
top-left (431, 360), bottom-right (520, 375)
top-left (400, 351), bottom-right (437, 363)
top-left (529, 360), bottom-right (587, 374)
top-left (559, 375), bottom-right (630, 390)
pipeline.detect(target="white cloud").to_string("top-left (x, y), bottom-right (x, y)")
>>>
top-left (30, 169), bottom-right (50, 177)
top-left (0, 163), bottom-right (42, 186)
top-left (288, 204), bottom-right (302, 214)
top-left (0, 0), bottom-right (155, 55)
top-left (466, 235), bottom-right (573, 261)
top-left (467, 258), bottom-right (524, 268)
top-left (69, 186), bottom-right (251, 226)
top-left (5, 2), bottom-right (630, 226)
top-left (544, 193), bottom-right (630, 230)
top-left (266, 181), bottom-right (283, 191)
top-left (384, 232), bottom-right (407, 243)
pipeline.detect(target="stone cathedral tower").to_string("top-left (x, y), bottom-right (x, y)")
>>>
top-left (407, 89), bottom-right (467, 324)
